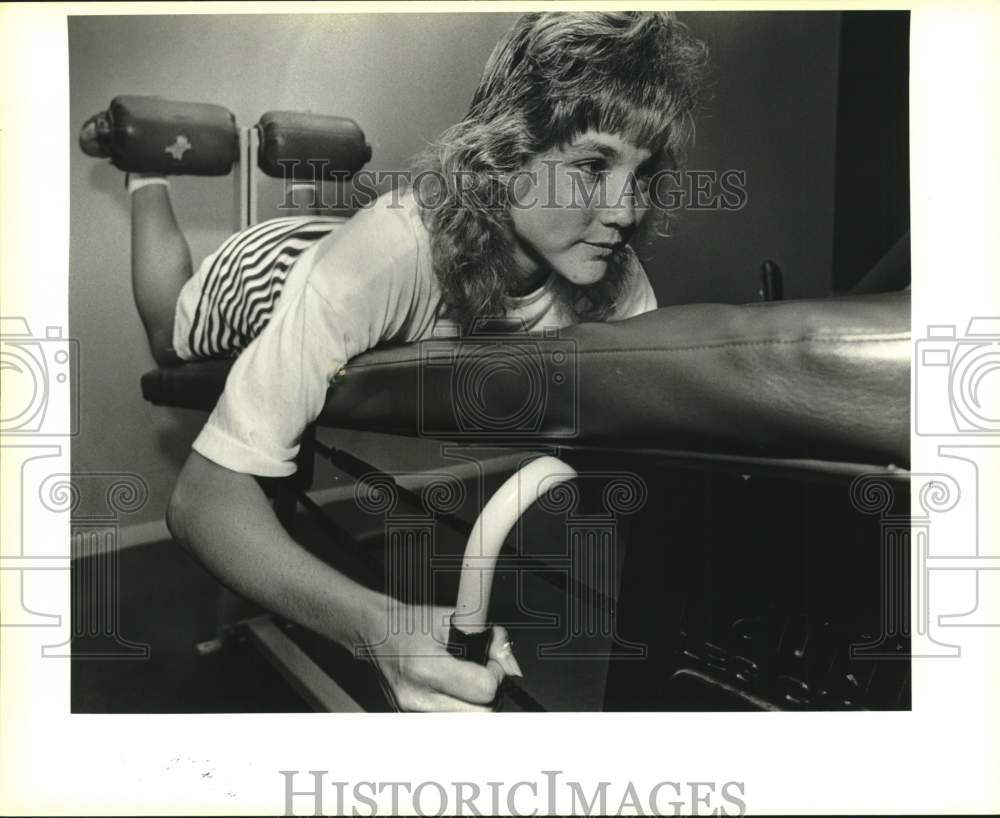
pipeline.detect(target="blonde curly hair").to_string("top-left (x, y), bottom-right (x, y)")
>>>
top-left (412, 12), bottom-right (709, 330)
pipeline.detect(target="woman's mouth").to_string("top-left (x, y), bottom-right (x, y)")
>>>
top-left (583, 241), bottom-right (624, 257)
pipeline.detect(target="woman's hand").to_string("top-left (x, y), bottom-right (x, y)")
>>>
top-left (362, 601), bottom-right (523, 712)
top-left (169, 454), bottom-right (524, 712)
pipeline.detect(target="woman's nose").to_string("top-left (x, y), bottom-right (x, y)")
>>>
top-left (599, 185), bottom-right (637, 230)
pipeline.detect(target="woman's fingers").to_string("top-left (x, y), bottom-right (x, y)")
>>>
top-left (371, 607), bottom-right (526, 710)
top-left (397, 689), bottom-right (497, 713)
top-left (370, 654), bottom-right (499, 711)
top-left (423, 654), bottom-right (501, 705)
top-left (488, 625), bottom-right (524, 678)
top-left (413, 635), bottom-right (521, 706)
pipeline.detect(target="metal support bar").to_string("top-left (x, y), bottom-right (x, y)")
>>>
top-left (243, 616), bottom-right (364, 712)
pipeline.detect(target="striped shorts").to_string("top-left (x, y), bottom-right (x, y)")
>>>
top-left (172, 216), bottom-right (345, 360)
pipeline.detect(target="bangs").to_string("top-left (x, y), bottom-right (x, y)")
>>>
top-left (542, 91), bottom-right (693, 164)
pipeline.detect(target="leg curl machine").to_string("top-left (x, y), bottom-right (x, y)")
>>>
top-left (85, 96), bottom-right (913, 712)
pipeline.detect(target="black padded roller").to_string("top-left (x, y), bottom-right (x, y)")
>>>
top-left (80, 95), bottom-right (239, 176)
top-left (256, 111), bottom-right (372, 181)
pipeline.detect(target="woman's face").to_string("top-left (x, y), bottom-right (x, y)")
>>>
top-left (507, 130), bottom-right (656, 290)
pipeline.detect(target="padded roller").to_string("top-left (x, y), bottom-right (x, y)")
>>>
top-left (79, 95), bottom-right (238, 176)
top-left (256, 111), bottom-right (372, 180)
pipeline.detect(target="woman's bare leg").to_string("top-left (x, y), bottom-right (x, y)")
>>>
top-left (130, 178), bottom-right (190, 366)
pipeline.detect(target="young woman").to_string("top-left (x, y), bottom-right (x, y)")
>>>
top-left (123, 11), bottom-right (707, 711)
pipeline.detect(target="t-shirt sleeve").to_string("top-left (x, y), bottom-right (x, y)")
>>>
top-left (610, 248), bottom-right (658, 320)
top-left (192, 201), bottom-right (419, 477)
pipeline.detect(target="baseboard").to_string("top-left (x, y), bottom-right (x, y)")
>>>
top-left (71, 518), bottom-right (172, 558)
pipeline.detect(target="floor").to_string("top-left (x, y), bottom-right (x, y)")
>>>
top-left (71, 534), bottom-right (310, 713)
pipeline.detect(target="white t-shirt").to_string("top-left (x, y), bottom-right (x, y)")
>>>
top-left (192, 191), bottom-right (658, 477)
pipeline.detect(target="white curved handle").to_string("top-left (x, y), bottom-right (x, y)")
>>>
top-left (452, 455), bottom-right (577, 634)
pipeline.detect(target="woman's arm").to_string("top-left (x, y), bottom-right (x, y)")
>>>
top-left (167, 451), bottom-right (516, 711)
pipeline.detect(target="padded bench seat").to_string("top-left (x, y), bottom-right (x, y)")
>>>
top-left (142, 290), bottom-right (910, 469)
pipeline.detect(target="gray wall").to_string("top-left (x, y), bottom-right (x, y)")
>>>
top-left (643, 12), bottom-right (842, 305)
top-left (68, 12), bottom-right (841, 528)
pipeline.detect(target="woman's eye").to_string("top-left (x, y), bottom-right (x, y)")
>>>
top-left (574, 160), bottom-right (607, 178)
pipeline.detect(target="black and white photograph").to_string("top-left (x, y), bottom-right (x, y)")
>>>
top-left (67, 7), bottom-right (912, 715)
top-left (1, 2), bottom-right (998, 816)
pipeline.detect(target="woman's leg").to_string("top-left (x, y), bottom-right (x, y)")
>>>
top-left (130, 177), bottom-right (190, 366)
